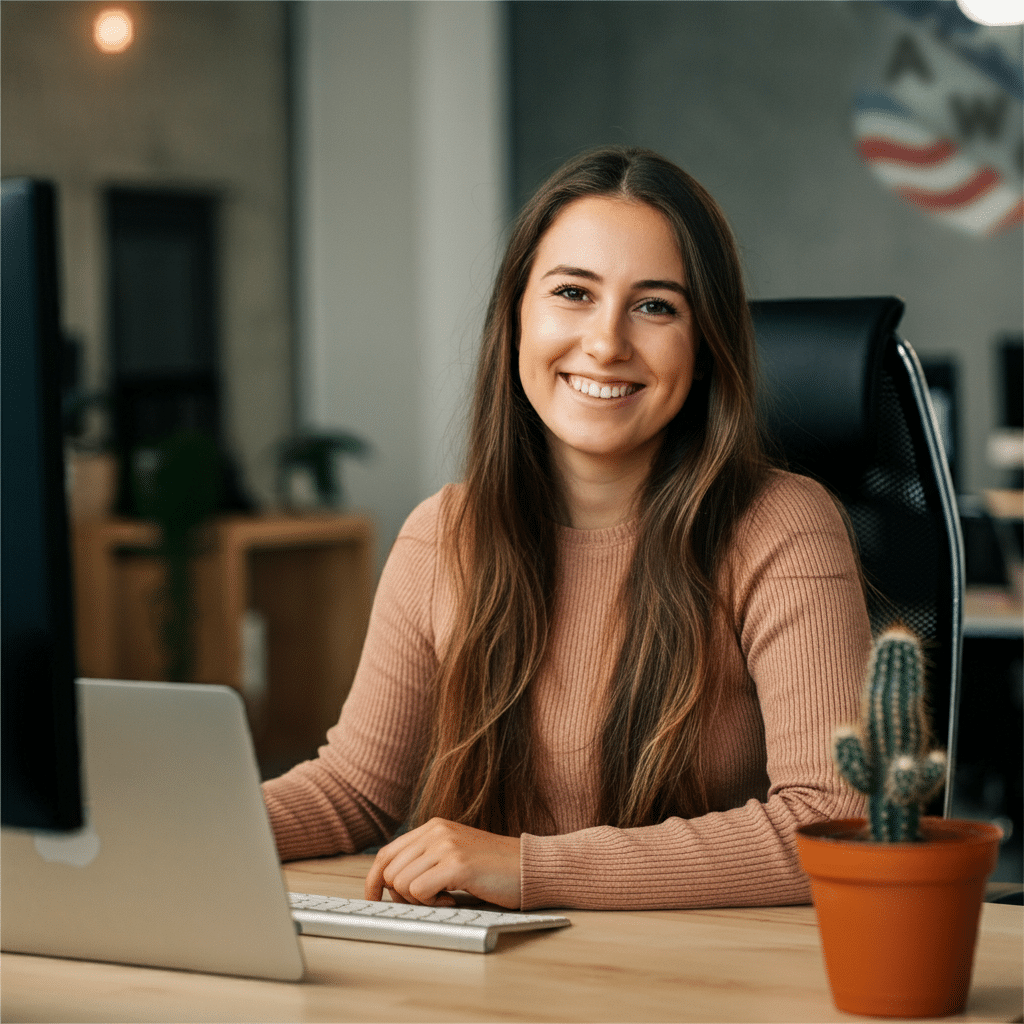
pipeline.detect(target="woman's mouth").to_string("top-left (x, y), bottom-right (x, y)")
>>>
top-left (563, 374), bottom-right (642, 400)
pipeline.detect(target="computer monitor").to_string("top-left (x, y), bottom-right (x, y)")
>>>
top-left (998, 336), bottom-right (1023, 430)
top-left (1, 177), bottom-right (84, 831)
top-left (920, 357), bottom-right (960, 492)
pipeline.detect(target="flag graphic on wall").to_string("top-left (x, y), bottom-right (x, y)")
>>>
top-left (854, 1), bottom-right (1023, 236)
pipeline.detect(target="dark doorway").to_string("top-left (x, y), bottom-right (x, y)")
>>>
top-left (106, 187), bottom-right (226, 513)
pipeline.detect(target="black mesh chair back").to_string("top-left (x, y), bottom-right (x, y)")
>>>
top-left (751, 296), bottom-right (965, 815)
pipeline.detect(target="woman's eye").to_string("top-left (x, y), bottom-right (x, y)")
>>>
top-left (553, 285), bottom-right (588, 302)
top-left (637, 298), bottom-right (678, 316)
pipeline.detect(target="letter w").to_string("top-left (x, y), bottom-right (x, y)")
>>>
top-left (949, 94), bottom-right (1008, 142)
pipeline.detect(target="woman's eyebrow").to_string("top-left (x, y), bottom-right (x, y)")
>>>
top-left (541, 264), bottom-right (601, 282)
top-left (542, 265), bottom-right (687, 296)
top-left (635, 278), bottom-right (688, 296)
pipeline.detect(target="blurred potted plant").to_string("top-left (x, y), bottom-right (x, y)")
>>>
top-left (132, 430), bottom-right (223, 683)
top-left (796, 627), bottom-right (1003, 1018)
top-left (276, 429), bottom-right (371, 510)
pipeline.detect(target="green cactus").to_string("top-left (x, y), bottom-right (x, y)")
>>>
top-left (832, 627), bottom-right (947, 842)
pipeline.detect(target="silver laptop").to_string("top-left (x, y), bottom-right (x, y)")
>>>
top-left (1, 678), bottom-right (306, 981)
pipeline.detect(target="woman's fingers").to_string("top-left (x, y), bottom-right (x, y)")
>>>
top-left (389, 852), bottom-right (460, 905)
top-left (364, 818), bottom-right (521, 908)
top-left (364, 835), bottom-right (409, 901)
top-left (372, 842), bottom-right (455, 905)
top-left (365, 824), bottom-right (447, 903)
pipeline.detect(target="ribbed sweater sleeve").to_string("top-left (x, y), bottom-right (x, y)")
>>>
top-left (261, 493), bottom-right (445, 861)
top-left (517, 473), bottom-right (871, 910)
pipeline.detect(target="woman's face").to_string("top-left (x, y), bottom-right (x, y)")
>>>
top-left (518, 196), bottom-right (697, 481)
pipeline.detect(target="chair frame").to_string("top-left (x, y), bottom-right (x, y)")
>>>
top-left (892, 335), bottom-right (965, 817)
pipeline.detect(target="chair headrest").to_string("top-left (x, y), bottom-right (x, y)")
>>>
top-left (751, 296), bottom-right (906, 489)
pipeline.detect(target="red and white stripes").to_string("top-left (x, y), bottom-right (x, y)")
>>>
top-left (854, 97), bottom-right (1023, 235)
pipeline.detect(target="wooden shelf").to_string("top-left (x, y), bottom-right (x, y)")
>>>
top-left (71, 513), bottom-right (374, 768)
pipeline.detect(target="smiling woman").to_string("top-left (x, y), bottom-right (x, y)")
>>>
top-left (262, 147), bottom-right (872, 913)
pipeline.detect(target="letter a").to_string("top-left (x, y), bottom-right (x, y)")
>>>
top-left (886, 35), bottom-right (933, 85)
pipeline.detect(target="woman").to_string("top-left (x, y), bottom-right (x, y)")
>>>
top-left (263, 147), bottom-right (871, 911)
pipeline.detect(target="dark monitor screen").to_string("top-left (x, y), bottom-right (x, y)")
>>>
top-left (1000, 337), bottom-right (1022, 429)
top-left (1, 178), bottom-right (84, 832)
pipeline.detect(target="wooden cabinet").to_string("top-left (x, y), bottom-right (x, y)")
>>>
top-left (71, 514), bottom-right (374, 773)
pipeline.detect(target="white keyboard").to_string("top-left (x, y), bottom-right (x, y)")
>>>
top-left (288, 892), bottom-right (570, 953)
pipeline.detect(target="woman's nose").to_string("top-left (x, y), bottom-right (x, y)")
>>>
top-left (581, 308), bottom-right (631, 363)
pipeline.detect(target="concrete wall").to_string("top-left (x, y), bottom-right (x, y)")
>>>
top-left (294, 1), bottom-right (507, 563)
top-left (510, 0), bottom-right (1023, 495)
top-left (1, 0), bottom-right (293, 504)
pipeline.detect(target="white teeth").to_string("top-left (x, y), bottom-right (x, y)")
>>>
top-left (567, 375), bottom-right (638, 399)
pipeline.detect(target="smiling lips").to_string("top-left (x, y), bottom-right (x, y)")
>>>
top-left (564, 373), bottom-right (642, 400)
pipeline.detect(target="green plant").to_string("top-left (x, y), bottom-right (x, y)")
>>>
top-left (832, 627), bottom-right (947, 842)
top-left (133, 430), bottom-right (223, 682)
top-left (276, 430), bottom-right (371, 508)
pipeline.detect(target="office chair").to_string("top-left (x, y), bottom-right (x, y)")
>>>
top-left (751, 296), bottom-right (964, 817)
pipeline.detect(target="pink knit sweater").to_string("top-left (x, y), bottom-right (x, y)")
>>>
top-left (263, 471), bottom-right (871, 910)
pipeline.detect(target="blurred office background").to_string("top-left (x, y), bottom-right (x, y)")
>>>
top-left (2, 0), bottom-right (1021, 873)
top-left (3, 0), bottom-right (1021, 547)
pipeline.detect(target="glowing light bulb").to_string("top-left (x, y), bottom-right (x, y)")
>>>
top-left (955, 0), bottom-right (1024, 26)
top-left (93, 9), bottom-right (134, 54)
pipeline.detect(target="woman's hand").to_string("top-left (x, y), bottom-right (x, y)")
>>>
top-left (365, 818), bottom-right (522, 909)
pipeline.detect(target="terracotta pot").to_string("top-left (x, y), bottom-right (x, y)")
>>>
top-left (796, 817), bottom-right (1002, 1018)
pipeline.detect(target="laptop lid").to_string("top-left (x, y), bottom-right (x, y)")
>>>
top-left (1, 678), bottom-right (305, 981)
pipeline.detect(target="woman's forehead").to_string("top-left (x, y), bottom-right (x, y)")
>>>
top-left (530, 196), bottom-right (685, 282)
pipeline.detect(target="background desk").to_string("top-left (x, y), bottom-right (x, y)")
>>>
top-left (964, 585), bottom-right (1024, 639)
top-left (72, 513), bottom-right (374, 771)
top-left (2, 854), bottom-right (1021, 1023)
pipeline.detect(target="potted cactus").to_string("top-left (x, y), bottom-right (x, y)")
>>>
top-left (796, 627), bottom-right (1003, 1018)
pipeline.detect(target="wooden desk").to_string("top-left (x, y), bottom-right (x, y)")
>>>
top-left (2, 855), bottom-right (1021, 1023)
top-left (72, 513), bottom-right (374, 767)
top-left (964, 585), bottom-right (1024, 638)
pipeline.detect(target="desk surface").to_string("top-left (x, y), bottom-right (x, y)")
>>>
top-left (964, 586), bottom-right (1023, 638)
top-left (2, 854), bottom-right (1021, 1023)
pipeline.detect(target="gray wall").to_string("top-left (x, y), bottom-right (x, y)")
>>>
top-left (295, 1), bottom-right (507, 565)
top-left (510, 0), bottom-right (1023, 495)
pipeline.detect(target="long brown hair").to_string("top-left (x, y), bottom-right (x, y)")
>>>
top-left (410, 147), bottom-right (772, 833)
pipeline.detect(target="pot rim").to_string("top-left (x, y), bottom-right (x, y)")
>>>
top-left (797, 816), bottom-right (1004, 848)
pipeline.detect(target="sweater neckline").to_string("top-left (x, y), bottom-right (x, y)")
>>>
top-left (555, 516), bottom-right (638, 550)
